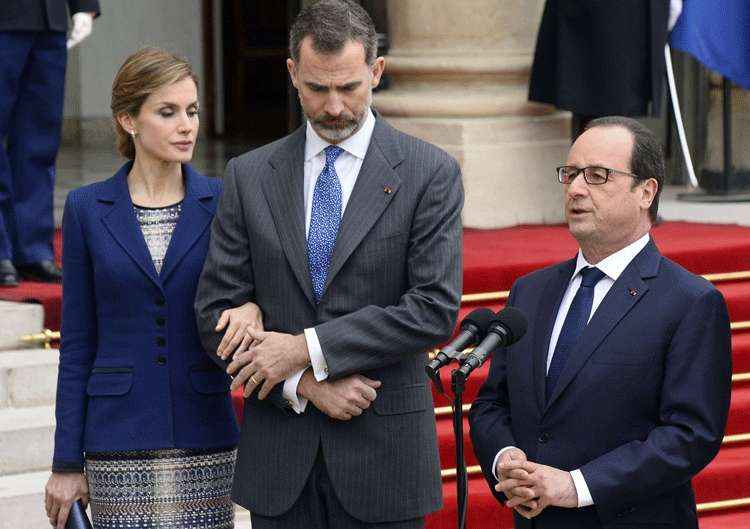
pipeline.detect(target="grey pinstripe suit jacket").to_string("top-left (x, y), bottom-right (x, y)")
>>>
top-left (195, 116), bottom-right (463, 522)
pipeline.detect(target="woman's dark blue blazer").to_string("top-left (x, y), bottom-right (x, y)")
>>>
top-left (52, 162), bottom-right (239, 471)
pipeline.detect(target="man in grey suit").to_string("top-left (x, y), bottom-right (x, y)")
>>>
top-left (194, 1), bottom-right (463, 527)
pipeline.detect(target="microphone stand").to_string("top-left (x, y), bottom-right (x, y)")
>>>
top-left (451, 368), bottom-right (469, 529)
top-left (425, 363), bottom-right (469, 529)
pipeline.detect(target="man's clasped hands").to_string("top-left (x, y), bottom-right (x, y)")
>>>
top-left (495, 447), bottom-right (579, 519)
top-left (214, 302), bottom-right (380, 421)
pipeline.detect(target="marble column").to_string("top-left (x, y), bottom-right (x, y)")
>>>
top-left (374, 0), bottom-right (570, 228)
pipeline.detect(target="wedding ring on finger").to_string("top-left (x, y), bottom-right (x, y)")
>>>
top-left (250, 374), bottom-right (262, 385)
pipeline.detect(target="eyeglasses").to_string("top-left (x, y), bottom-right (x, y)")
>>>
top-left (556, 166), bottom-right (640, 185)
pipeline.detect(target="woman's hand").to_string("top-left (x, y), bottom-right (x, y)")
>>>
top-left (45, 472), bottom-right (89, 529)
top-left (215, 302), bottom-right (264, 360)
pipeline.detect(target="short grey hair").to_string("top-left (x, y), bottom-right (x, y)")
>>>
top-left (585, 116), bottom-right (665, 223)
top-left (289, 0), bottom-right (378, 65)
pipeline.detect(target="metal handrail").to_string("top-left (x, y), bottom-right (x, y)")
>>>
top-left (19, 330), bottom-right (60, 349)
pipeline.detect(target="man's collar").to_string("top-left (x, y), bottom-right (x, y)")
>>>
top-left (573, 233), bottom-right (651, 282)
top-left (304, 108), bottom-right (375, 162)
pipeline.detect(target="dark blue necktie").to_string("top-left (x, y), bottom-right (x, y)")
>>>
top-left (546, 266), bottom-right (606, 400)
top-left (308, 145), bottom-right (343, 303)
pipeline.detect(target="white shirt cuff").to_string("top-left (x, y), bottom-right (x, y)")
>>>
top-left (492, 446), bottom-right (518, 481)
top-left (571, 469), bottom-right (594, 507)
top-left (282, 368), bottom-right (309, 414)
top-left (304, 328), bottom-right (329, 381)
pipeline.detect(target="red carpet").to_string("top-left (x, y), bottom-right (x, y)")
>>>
top-left (7, 223), bottom-right (750, 527)
top-left (463, 221), bottom-right (750, 293)
top-left (700, 507), bottom-right (750, 529)
top-left (733, 332), bottom-right (750, 372)
top-left (694, 444), bottom-right (750, 503)
top-left (726, 383), bottom-right (750, 436)
top-left (0, 230), bottom-right (62, 331)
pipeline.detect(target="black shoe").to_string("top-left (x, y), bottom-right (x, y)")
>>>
top-left (0, 260), bottom-right (19, 286)
top-left (16, 260), bottom-right (62, 283)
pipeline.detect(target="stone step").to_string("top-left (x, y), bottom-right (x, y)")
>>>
top-left (0, 301), bottom-right (44, 351)
top-left (0, 471), bottom-right (50, 529)
top-left (0, 349), bottom-right (59, 409)
top-left (0, 471), bottom-right (253, 529)
top-left (0, 405), bottom-right (55, 475)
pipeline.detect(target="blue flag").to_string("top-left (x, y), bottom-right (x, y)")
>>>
top-left (670, 0), bottom-right (750, 89)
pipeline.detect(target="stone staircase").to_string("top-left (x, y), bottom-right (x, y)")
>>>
top-left (0, 300), bottom-right (56, 529)
top-left (0, 300), bottom-right (252, 528)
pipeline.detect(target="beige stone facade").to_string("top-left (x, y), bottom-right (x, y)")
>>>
top-left (374, 0), bottom-right (570, 228)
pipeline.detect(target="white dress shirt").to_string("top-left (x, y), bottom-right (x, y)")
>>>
top-left (493, 233), bottom-right (651, 507)
top-left (282, 108), bottom-right (376, 413)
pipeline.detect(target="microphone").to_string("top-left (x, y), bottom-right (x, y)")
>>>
top-left (425, 308), bottom-right (496, 381)
top-left (454, 307), bottom-right (527, 383)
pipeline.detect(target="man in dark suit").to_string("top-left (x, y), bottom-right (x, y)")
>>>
top-left (469, 116), bottom-right (732, 529)
top-left (194, 1), bottom-right (463, 527)
top-left (0, 0), bottom-right (99, 285)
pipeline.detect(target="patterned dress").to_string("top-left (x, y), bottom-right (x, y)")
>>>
top-left (133, 201), bottom-right (182, 274)
top-left (84, 202), bottom-right (236, 529)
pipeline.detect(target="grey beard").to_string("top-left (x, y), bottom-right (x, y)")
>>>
top-left (304, 92), bottom-right (372, 144)
top-left (314, 119), bottom-right (360, 142)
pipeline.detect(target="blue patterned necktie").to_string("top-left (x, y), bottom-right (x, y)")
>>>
top-left (546, 266), bottom-right (606, 400)
top-left (308, 145), bottom-right (344, 303)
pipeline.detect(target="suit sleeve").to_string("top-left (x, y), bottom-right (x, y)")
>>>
top-left (67, 0), bottom-right (101, 17)
top-left (468, 285), bottom-right (521, 501)
top-left (313, 156), bottom-right (464, 379)
top-left (194, 160), bottom-right (288, 410)
top-left (52, 193), bottom-right (97, 471)
top-left (195, 158), bottom-right (255, 360)
top-left (581, 287), bottom-right (732, 523)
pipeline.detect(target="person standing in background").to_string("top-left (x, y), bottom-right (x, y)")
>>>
top-left (528, 0), bottom-right (673, 140)
top-left (0, 0), bottom-right (100, 286)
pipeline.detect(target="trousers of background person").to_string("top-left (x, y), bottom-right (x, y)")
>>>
top-left (0, 30), bottom-right (66, 265)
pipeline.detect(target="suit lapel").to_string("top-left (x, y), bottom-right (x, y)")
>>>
top-left (322, 119), bottom-right (403, 294)
top-left (544, 242), bottom-right (660, 412)
top-left (262, 127), bottom-right (316, 306)
top-left (98, 163), bottom-right (162, 290)
top-left (159, 165), bottom-right (214, 284)
top-left (532, 260), bottom-right (575, 414)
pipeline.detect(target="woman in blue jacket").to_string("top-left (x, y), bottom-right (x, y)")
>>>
top-left (44, 48), bottom-right (256, 529)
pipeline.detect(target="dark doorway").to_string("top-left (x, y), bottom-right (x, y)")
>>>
top-left (202, 1), bottom-right (387, 142)
top-left (221, 0), bottom-right (301, 142)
